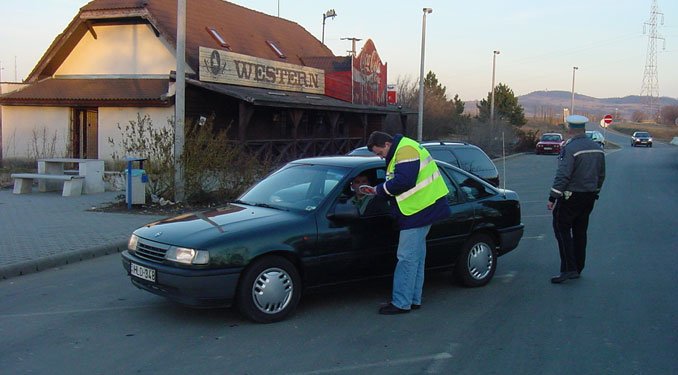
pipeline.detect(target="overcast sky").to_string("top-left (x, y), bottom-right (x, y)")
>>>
top-left (2, 0), bottom-right (677, 101)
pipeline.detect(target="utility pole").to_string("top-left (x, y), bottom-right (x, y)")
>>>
top-left (571, 66), bottom-right (578, 114)
top-left (490, 50), bottom-right (500, 124)
top-left (174, 0), bottom-right (186, 202)
top-left (417, 8), bottom-right (433, 142)
top-left (640, 0), bottom-right (665, 119)
top-left (341, 37), bottom-right (362, 57)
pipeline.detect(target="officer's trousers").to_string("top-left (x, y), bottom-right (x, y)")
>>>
top-left (552, 192), bottom-right (597, 273)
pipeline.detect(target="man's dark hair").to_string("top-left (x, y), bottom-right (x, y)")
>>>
top-left (366, 131), bottom-right (393, 151)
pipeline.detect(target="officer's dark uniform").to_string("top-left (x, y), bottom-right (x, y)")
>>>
top-left (549, 115), bottom-right (605, 283)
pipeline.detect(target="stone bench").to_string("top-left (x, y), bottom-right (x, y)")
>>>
top-left (11, 173), bottom-right (85, 197)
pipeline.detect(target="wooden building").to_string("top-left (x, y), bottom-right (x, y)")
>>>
top-left (0, 0), bottom-right (409, 164)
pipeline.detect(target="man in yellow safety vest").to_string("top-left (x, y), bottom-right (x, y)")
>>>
top-left (366, 131), bottom-right (449, 314)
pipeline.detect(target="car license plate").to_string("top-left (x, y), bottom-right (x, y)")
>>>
top-left (544, 147), bottom-right (552, 150)
top-left (131, 262), bottom-right (156, 282)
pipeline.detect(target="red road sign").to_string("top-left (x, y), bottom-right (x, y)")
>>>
top-left (604, 114), bottom-right (613, 124)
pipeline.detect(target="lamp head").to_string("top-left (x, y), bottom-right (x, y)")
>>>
top-left (423, 7), bottom-right (433, 14)
top-left (324, 9), bottom-right (337, 19)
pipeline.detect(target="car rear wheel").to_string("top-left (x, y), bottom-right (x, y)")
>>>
top-left (237, 256), bottom-right (301, 323)
top-left (454, 234), bottom-right (497, 287)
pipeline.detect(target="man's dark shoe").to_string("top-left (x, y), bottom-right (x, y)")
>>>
top-left (551, 271), bottom-right (579, 284)
top-left (378, 303), bottom-right (410, 315)
top-left (411, 304), bottom-right (421, 310)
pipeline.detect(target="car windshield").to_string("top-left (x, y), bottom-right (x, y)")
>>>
top-left (635, 132), bottom-right (650, 137)
top-left (239, 163), bottom-right (348, 212)
top-left (541, 135), bottom-right (561, 141)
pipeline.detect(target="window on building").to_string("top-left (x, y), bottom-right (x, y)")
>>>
top-left (266, 40), bottom-right (286, 58)
top-left (206, 27), bottom-right (230, 49)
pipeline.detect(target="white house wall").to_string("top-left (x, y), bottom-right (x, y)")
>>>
top-left (1, 106), bottom-right (174, 161)
top-left (1, 106), bottom-right (70, 159)
top-left (99, 107), bottom-right (175, 160)
top-left (56, 24), bottom-right (176, 76)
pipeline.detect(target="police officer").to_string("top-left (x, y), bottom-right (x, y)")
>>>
top-left (548, 115), bottom-right (605, 284)
top-left (367, 131), bottom-right (449, 314)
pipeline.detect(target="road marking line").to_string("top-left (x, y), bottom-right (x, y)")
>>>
top-left (289, 352), bottom-right (453, 374)
top-left (0, 304), bottom-right (158, 318)
top-left (521, 234), bottom-right (546, 240)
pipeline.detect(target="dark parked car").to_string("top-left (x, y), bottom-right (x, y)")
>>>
top-left (349, 141), bottom-right (500, 187)
top-left (631, 131), bottom-right (652, 147)
top-left (535, 133), bottom-right (564, 155)
top-left (122, 156), bottom-right (523, 323)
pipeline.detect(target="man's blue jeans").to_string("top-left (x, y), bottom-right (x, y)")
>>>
top-left (392, 225), bottom-right (431, 309)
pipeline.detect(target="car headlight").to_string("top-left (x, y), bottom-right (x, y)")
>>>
top-left (128, 234), bottom-right (139, 251)
top-left (165, 246), bottom-right (210, 265)
top-left (648, 138), bottom-right (653, 142)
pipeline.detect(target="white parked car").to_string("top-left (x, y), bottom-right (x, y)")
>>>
top-left (585, 130), bottom-right (605, 148)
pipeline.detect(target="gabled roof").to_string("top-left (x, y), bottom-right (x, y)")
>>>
top-left (0, 78), bottom-right (171, 107)
top-left (28, 0), bottom-right (334, 82)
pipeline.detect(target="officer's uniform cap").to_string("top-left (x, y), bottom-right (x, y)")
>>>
top-left (566, 115), bottom-right (588, 129)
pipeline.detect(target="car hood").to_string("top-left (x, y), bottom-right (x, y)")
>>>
top-left (133, 203), bottom-right (297, 247)
top-left (537, 141), bottom-right (562, 145)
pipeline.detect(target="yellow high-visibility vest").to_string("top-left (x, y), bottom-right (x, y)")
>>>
top-left (386, 137), bottom-right (448, 216)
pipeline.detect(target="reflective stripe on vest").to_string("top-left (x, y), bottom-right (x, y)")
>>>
top-left (386, 138), bottom-right (449, 216)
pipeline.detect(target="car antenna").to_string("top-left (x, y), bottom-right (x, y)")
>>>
top-left (502, 131), bottom-right (507, 196)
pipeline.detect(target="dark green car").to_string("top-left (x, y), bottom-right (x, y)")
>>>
top-left (122, 156), bottom-right (523, 323)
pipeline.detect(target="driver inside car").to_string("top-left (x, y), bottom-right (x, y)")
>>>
top-left (349, 172), bottom-right (390, 217)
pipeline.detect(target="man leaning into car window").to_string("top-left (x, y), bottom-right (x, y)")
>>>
top-left (367, 131), bottom-right (449, 315)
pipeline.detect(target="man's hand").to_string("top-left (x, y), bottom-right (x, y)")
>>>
top-left (359, 185), bottom-right (376, 195)
top-left (547, 201), bottom-right (555, 211)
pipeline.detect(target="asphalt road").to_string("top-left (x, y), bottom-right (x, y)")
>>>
top-left (1, 135), bottom-right (676, 375)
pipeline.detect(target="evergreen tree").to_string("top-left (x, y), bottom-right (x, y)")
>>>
top-left (476, 83), bottom-right (527, 126)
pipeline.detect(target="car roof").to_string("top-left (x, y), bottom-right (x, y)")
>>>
top-left (420, 140), bottom-right (472, 148)
top-left (542, 133), bottom-right (562, 136)
top-left (289, 155), bottom-right (474, 177)
top-left (291, 155), bottom-right (384, 168)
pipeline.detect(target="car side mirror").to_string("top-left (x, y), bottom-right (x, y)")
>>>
top-left (327, 202), bottom-right (359, 221)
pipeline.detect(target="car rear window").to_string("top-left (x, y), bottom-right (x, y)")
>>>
top-left (427, 149), bottom-right (459, 167)
top-left (452, 147), bottom-right (498, 176)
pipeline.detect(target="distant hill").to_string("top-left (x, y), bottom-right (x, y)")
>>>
top-left (463, 91), bottom-right (678, 121)
top-left (516, 90), bottom-right (678, 121)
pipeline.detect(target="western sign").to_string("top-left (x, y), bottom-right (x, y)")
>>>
top-left (199, 47), bottom-right (325, 94)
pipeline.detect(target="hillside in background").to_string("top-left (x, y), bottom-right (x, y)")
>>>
top-left (516, 91), bottom-right (678, 121)
top-left (463, 91), bottom-right (678, 122)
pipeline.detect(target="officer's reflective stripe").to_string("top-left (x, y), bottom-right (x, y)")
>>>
top-left (396, 170), bottom-right (442, 201)
top-left (395, 157), bottom-right (419, 164)
top-left (551, 188), bottom-right (563, 195)
top-left (418, 156), bottom-right (434, 171)
top-left (574, 149), bottom-right (605, 157)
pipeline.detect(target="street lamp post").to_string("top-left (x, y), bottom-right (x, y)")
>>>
top-left (321, 9), bottom-right (337, 45)
top-left (571, 66), bottom-right (578, 114)
top-left (417, 7), bottom-right (433, 142)
top-left (490, 50), bottom-right (500, 124)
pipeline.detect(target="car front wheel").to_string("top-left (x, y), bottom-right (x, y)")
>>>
top-left (454, 234), bottom-right (497, 287)
top-left (237, 255), bottom-right (301, 323)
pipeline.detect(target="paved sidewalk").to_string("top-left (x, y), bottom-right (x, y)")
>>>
top-left (0, 187), bottom-right (165, 280)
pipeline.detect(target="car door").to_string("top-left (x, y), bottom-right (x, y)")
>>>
top-left (426, 164), bottom-right (476, 268)
top-left (311, 166), bottom-right (399, 285)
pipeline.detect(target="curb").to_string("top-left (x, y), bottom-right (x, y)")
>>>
top-left (0, 241), bottom-right (128, 280)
